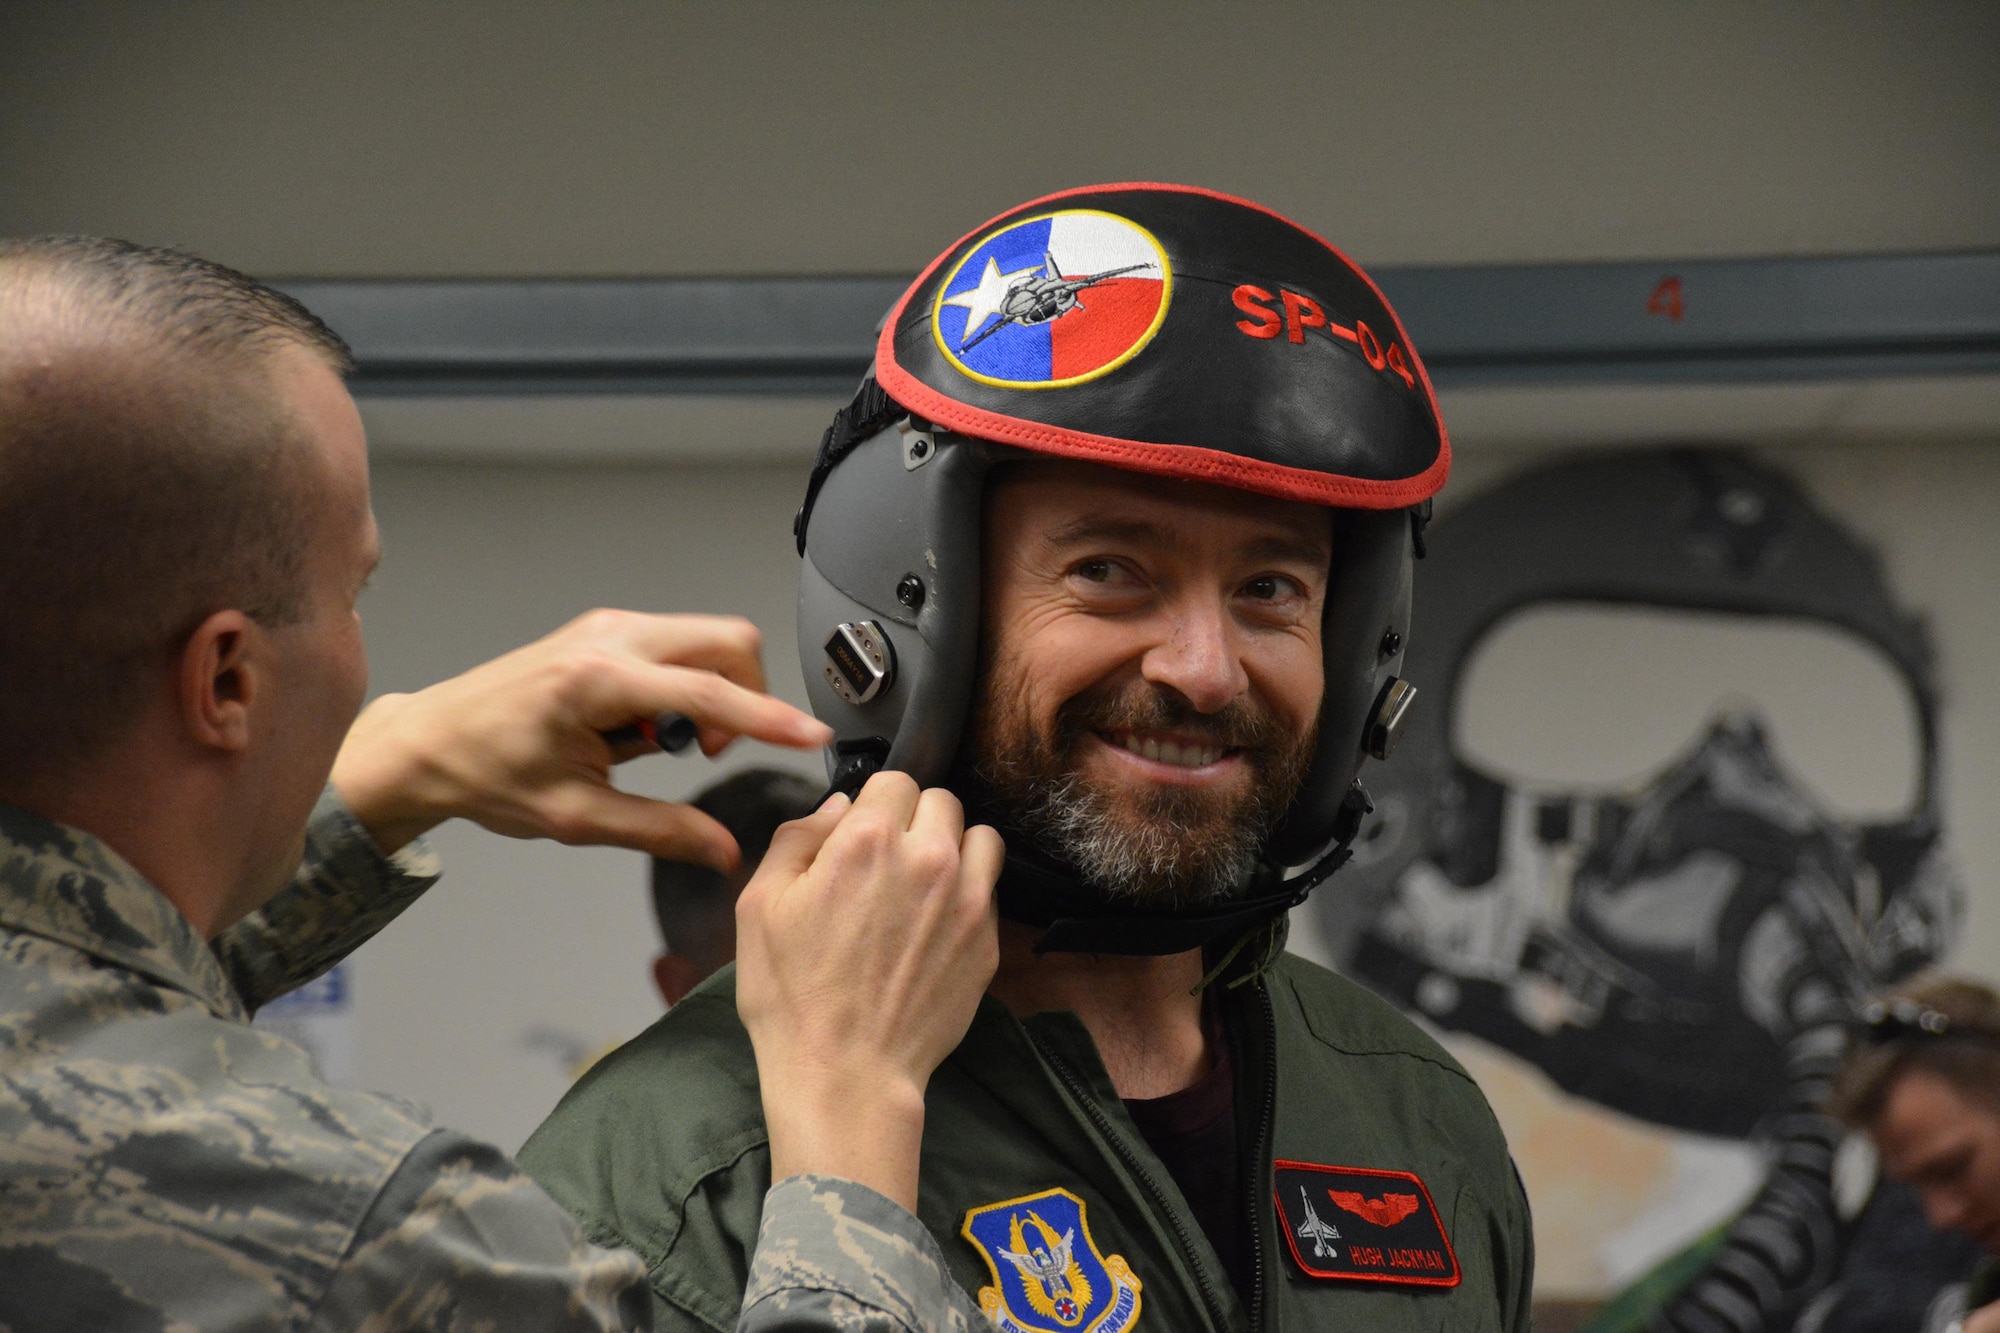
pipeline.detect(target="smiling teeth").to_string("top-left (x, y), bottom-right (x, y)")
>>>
top-left (1116, 733), bottom-right (1225, 767)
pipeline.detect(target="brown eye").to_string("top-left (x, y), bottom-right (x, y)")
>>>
top-left (1076, 559), bottom-right (1116, 582)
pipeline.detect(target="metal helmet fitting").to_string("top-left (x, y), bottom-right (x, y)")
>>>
top-left (795, 183), bottom-right (1449, 953)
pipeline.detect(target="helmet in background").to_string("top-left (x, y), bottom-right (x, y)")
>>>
top-left (1318, 447), bottom-right (1958, 1133)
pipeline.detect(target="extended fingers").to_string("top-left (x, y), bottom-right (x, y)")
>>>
top-left (539, 787), bottom-right (741, 871)
top-left (587, 659), bottom-right (830, 752)
top-left (566, 610), bottom-right (771, 694)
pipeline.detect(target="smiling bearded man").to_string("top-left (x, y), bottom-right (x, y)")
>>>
top-left (520, 184), bottom-right (1535, 1333)
top-left (964, 464), bottom-right (1328, 911)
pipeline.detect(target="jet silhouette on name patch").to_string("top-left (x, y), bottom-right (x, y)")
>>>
top-left (1273, 1161), bottom-right (1460, 1288)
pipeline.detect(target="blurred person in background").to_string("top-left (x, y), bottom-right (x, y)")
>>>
top-left (650, 769), bottom-right (820, 1006)
top-left (1830, 978), bottom-right (2000, 1333)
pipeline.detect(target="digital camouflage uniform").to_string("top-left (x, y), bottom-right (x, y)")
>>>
top-left (521, 946), bottom-right (1535, 1333)
top-left (0, 789), bottom-right (979, 1332)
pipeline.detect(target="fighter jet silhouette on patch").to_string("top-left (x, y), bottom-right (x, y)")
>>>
top-left (956, 251), bottom-right (1156, 352)
top-left (1295, 1187), bottom-right (1342, 1259)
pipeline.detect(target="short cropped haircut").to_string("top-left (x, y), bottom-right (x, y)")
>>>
top-left (0, 237), bottom-right (355, 785)
top-left (1828, 976), bottom-right (2000, 1126)
top-left (650, 769), bottom-right (822, 967)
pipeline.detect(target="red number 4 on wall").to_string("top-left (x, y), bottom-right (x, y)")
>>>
top-left (1648, 276), bottom-right (1686, 323)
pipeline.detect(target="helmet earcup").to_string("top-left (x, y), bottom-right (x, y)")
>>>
top-left (1267, 508), bottom-right (1414, 866)
top-left (798, 424), bottom-right (1000, 788)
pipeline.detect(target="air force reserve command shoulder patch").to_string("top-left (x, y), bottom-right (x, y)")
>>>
top-left (962, 1188), bottom-right (1143, 1333)
top-left (931, 210), bottom-right (1171, 390)
top-left (1273, 1161), bottom-right (1461, 1288)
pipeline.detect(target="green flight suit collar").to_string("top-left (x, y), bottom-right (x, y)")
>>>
top-left (925, 985), bottom-right (1264, 1333)
top-left (0, 801), bottom-right (246, 1023)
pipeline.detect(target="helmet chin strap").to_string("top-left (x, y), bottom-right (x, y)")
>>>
top-left (994, 782), bottom-right (1372, 956)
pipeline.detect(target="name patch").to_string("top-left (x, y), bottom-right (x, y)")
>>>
top-left (1273, 1161), bottom-right (1460, 1288)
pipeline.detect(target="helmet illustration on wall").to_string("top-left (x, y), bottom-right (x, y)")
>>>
top-left (1311, 447), bottom-right (1958, 1133)
top-left (1305, 447), bottom-right (1966, 1331)
top-left (793, 183), bottom-right (1446, 954)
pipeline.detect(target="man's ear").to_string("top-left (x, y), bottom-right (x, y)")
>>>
top-left (653, 952), bottom-right (706, 1008)
top-left (178, 609), bottom-right (260, 754)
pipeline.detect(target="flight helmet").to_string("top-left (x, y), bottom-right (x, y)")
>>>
top-left (795, 183), bottom-right (1450, 952)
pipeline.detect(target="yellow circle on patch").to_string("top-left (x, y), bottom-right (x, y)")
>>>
top-left (930, 209), bottom-right (1172, 390)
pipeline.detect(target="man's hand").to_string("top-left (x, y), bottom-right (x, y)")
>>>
top-left (1966, 1299), bottom-right (2000, 1333)
top-left (329, 610), bottom-right (831, 866)
top-left (736, 772), bottom-right (1003, 1213)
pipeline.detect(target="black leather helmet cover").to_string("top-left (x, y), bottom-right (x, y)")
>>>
top-left (876, 182), bottom-right (1448, 509)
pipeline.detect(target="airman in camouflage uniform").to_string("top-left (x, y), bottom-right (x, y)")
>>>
top-left (0, 788), bottom-right (983, 1332)
top-left (1, 234), bottom-right (999, 1332)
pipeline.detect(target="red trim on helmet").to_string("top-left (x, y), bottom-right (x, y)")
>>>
top-left (876, 181), bottom-right (1452, 509)
top-left (879, 366), bottom-right (1448, 508)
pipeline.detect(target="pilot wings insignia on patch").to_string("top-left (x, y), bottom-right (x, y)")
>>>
top-left (1327, 1190), bottom-right (1421, 1228)
top-left (963, 1188), bottom-right (1142, 1333)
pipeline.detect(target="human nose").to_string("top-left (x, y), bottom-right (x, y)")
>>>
top-left (1140, 593), bottom-right (1249, 714)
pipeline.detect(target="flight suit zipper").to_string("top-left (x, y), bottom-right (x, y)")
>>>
top-left (1242, 979), bottom-right (1280, 1333)
top-left (1032, 1036), bottom-right (1238, 1333)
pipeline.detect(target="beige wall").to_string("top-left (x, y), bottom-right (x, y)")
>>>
top-left (4, 2), bottom-right (1996, 278)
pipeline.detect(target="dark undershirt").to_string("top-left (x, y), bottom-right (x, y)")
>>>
top-left (1121, 1022), bottom-right (1250, 1305)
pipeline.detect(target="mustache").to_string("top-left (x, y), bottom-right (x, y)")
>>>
top-left (1051, 686), bottom-right (1296, 756)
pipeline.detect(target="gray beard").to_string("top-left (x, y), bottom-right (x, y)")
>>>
top-left (985, 758), bottom-right (1286, 911)
top-left (965, 668), bottom-right (1317, 911)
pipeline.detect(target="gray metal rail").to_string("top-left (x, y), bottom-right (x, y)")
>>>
top-left (279, 252), bottom-right (2000, 397)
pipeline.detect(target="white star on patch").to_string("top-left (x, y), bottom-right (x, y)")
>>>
top-left (941, 255), bottom-right (1040, 349)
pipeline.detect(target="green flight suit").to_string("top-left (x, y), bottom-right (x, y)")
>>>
top-left (521, 948), bottom-right (1535, 1333)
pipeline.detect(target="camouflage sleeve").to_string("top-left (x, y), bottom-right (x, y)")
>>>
top-left (739, 1176), bottom-right (985, 1333)
top-left (213, 785), bottom-right (443, 1012)
top-left (309, 1128), bottom-right (654, 1333)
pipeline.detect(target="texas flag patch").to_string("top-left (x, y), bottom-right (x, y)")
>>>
top-left (930, 209), bottom-right (1171, 389)
top-left (1273, 1162), bottom-right (1460, 1288)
